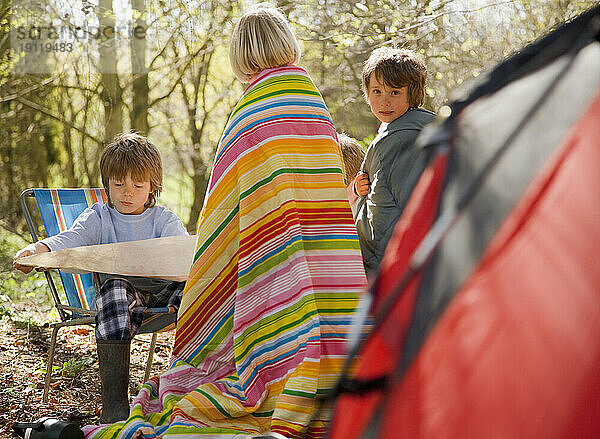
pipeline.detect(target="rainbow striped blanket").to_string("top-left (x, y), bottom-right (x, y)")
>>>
top-left (84, 65), bottom-right (366, 439)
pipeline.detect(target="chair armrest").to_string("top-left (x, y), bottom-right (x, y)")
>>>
top-left (56, 305), bottom-right (98, 316)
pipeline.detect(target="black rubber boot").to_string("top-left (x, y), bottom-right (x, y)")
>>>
top-left (96, 339), bottom-right (131, 423)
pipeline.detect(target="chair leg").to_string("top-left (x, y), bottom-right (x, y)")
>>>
top-left (43, 325), bottom-right (60, 403)
top-left (144, 333), bottom-right (158, 383)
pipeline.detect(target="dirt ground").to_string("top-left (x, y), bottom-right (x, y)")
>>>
top-left (0, 309), bottom-right (175, 438)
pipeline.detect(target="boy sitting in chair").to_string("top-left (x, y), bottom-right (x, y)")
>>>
top-left (13, 133), bottom-right (188, 423)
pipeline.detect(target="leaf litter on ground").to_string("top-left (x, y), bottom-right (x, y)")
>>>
top-left (0, 311), bottom-right (175, 438)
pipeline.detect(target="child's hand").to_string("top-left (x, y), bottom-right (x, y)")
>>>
top-left (13, 242), bottom-right (50, 274)
top-left (354, 172), bottom-right (370, 197)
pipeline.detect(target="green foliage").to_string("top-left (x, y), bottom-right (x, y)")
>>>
top-left (0, 292), bottom-right (13, 319)
top-left (0, 225), bottom-right (28, 269)
top-left (0, 269), bottom-right (50, 304)
top-left (1, 0), bottom-right (597, 236)
top-left (287, 0), bottom-right (596, 139)
top-left (60, 357), bottom-right (94, 378)
top-left (0, 226), bottom-right (54, 315)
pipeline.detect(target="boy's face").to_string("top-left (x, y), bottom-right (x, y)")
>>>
top-left (108, 174), bottom-right (151, 215)
top-left (367, 75), bottom-right (410, 124)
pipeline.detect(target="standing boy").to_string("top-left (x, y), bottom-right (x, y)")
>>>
top-left (13, 133), bottom-right (188, 423)
top-left (355, 47), bottom-right (436, 278)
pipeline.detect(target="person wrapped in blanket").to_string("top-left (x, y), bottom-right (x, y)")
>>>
top-left (82, 6), bottom-right (367, 439)
top-left (13, 133), bottom-right (188, 423)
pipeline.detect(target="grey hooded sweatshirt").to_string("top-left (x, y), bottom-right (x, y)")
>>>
top-left (355, 107), bottom-right (436, 277)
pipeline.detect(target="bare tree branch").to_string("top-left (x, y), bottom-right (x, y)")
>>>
top-left (15, 96), bottom-right (103, 145)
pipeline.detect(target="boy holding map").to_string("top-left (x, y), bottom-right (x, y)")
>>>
top-left (13, 132), bottom-right (188, 423)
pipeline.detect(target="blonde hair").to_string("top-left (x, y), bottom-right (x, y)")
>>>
top-left (100, 132), bottom-right (163, 208)
top-left (338, 133), bottom-right (365, 184)
top-left (229, 6), bottom-right (301, 82)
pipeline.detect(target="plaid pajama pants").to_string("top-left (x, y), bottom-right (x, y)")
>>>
top-left (94, 278), bottom-right (185, 340)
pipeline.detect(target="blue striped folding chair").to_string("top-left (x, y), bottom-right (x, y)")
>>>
top-left (20, 188), bottom-right (177, 402)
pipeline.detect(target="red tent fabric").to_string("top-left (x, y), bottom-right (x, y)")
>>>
top-left (376, 89), bottom-right (600, 439)
top-left (329, 6), bottom-right (600, 438)
top-left (329, 149), bottom-right (449, 436)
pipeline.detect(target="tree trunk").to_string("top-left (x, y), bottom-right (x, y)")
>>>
top-left (187, 155), bottom-right (208, 232)
top-left (180, 55), bottom-right (210, 232)
top-left (98, 0), bottom-right (123, 142)
top-left (130, 0), bottom-right (149, 134)
top-left (60, 92), bottom-right (77, 186)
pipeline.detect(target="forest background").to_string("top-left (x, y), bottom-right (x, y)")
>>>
top-left (0, 0), bottom-right (596, 431)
